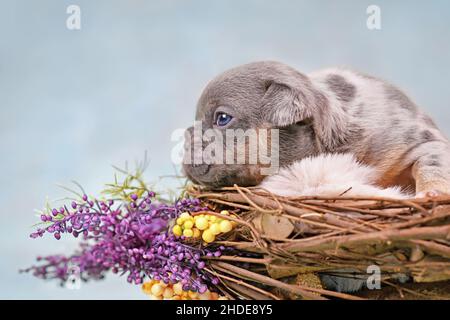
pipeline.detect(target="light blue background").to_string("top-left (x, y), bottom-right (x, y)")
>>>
top-left (1, 0), bottom-right (449, 299)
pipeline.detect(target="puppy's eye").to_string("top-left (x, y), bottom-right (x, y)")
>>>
top-left (215, 112), bottom-right (233, 126)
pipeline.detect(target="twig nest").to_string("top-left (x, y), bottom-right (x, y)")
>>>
top-left (186, 184), bottom-right (450, 299)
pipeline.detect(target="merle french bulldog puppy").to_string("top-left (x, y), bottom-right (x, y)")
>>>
top-left (183, 61), bottom-right (450, 197)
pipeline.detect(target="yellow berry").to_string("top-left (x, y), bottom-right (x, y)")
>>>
top-left (176, 218), bottom-right (184, 225)
top-left (142, 282), bottom-right (152, 294)
top-left (163, 287), bottom-right (174, 299)
top-left (198, 291), bottom-right (212, 300)
top-left (183, 229), bottom-right (194, 237)
top-left (172, 295), bottom-right (181, 300)
top-left (151, 284), bottom-right (164, 296)
top-left (219, 220), bottom-right (233, 233)
top-left (172, 225), bottom-right (183, 237)
top-left (220, 210), bottom-right (229, 215)
top-left (192, 228), bottom-right (201, 238)
top-left (210, 292), bottom-right (219, 300)
top-left (209, 223), bottom-right (221, 235)
top-left (230, 215), bottom-right (238, 227)
top-left (188, 291), bottom-right (199, 299)
top-left (195, 217), bottom-right (209, 230)
top-left (208, 215), bottom-right (217, 222)
top-left (183, 220), bottom-right (194, 229)
top-left (173, 282), bottom-right (183, 295)
top-left (180, 212), bottom-right (191, 219)
top-left (202, 229), bottom-right (215, 243)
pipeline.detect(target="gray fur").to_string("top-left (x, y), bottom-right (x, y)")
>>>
top-left (422, 114), bottom-right (438, 128)
top-left (404, 127), bottom-right (419, 144)
top-left (384, 84), bottom-right (418, 112)
top-left (391, 118), bottom-right (401, 127)
top-left (326, 74), bottom-right (356, 103)
top-left (421, 130), bottom-right (435, 142)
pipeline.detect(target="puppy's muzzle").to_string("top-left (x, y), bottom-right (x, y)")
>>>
top-left (182, 126), bottom-right (211, 181)
top-left (189, 163), bottom-right (210, 176)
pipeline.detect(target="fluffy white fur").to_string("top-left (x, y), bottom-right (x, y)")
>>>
top-left (258, 153), bottom-right (410, 198)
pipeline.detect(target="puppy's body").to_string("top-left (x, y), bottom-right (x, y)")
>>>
top-left (307, 67), bottom-right (450, 195)
top-left (184, 61), bottom-right (450, 197)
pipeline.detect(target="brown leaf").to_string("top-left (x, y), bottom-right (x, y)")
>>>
top-left (255, 213), bottom-right (294, 239)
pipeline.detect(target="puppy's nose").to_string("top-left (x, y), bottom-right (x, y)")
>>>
top-left (190, 163), bottom-right (210, 176)
top-left (184, 126), bottom-right (194, 139)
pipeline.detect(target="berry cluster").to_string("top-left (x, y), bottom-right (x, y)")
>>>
top-left (23, 191), bottom-right (225, 292)
top-left (142, 279), bottom-right (228, 300)
top-left (172, 210), bottom-right (236, 243)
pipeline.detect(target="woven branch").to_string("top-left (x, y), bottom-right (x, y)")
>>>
top-left (188, 184), bottom-right (450, 300)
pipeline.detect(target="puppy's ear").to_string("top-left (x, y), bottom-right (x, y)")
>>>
top-left (261, 80), bottom-right (315, 127)
top-left (261, 75), bottom-right (350, 150)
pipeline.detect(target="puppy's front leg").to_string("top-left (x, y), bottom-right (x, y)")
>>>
top-left (410, 140), bottom-right (450, 197)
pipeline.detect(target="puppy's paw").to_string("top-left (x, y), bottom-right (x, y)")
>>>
top-left (415, 180), bottom-right (450, 199)
top-left (415, 189), bottom-right (447, 199)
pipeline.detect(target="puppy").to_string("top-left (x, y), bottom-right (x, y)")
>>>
top-left (183, 61), bottom-right (450, 198)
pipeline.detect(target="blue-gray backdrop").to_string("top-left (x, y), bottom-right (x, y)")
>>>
top-left (1, 0), bottom-right (449, 299)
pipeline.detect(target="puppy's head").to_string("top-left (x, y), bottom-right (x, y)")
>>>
top-left (183, 61), bottom-right (343, 188)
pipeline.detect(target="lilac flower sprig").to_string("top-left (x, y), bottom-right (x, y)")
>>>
top-left (31, 191), bottom-right (173, 241)
top-left (23, 164), bottom-right (225, 293)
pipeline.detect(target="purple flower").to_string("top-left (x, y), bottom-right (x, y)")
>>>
top-left (24, 191), bottom-right (224, 292)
